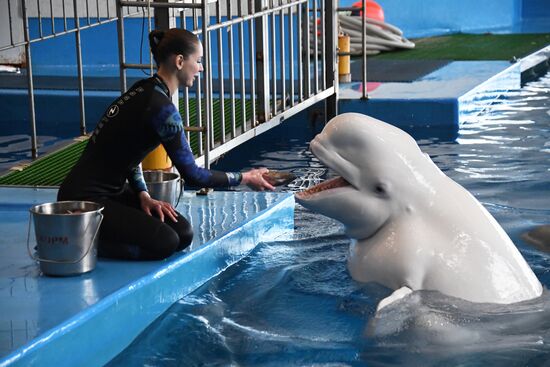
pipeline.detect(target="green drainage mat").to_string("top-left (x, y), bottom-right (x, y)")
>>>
top-left (0, 98), bottom-right (253, 187)
top-left (180, 97), bottom-right (254, 154)
top-left (372, 33), bottom-right (550, 61)
top-left (0, 139), bottom-right (88, 187)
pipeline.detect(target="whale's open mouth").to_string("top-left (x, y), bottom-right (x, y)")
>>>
top-left (296, 176), bottom-right (351, 200)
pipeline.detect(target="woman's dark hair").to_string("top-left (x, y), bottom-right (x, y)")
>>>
top-left (149, 28), bottom-right (200, 65)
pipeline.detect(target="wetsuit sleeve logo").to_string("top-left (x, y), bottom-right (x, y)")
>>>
top-left (107, 104), bottom-right (119, 118)
top-left (151, 105), bottom-right (183, 141)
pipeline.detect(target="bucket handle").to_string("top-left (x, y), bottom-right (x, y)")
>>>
top-left (26, 211), bottom-right (104, 264)
top-left (175, 178), bottom-right (184, 208)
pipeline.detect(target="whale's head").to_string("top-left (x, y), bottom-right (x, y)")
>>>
top-left (296, 113), bottom-right (441, 240)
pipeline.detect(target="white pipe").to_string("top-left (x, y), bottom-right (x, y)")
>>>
top-left (337, 13), bottom-right (415, 56)
top-left (309, 13), bottom-right (415, 57)
top-left (350, 42), bottom-right (393, 51)
top-left (340, 14), bottom-right (404, 36)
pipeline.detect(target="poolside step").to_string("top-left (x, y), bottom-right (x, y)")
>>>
top-left (340, 34), bottom-right (550, 128)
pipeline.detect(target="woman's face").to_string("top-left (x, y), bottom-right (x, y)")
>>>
top-left (176, 42), bottom-right (204, 88)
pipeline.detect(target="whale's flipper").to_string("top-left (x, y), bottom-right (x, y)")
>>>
top-left (377, 286), bottom-right (413, 312)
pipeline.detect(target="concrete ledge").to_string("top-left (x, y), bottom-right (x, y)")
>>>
top-left (339, 45), bottom-right (550, 128)
top-left (0, 188), bottom-right (294, 366)
top-left (520, 45), bottom-right (550, 83)
top-left (458, 62), bottom-right (521, 125)
top-left (340, 98), bottom-right (458, 128)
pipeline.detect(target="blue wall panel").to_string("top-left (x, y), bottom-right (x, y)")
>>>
top-left (29, 19), bottom-right (150, 77)
top-left (28, 15), bottom-right (299, 80)
top-left (340, 0), bottom-right (522, 37)
top-left (522, 0), bottom-right (550, 19)
top-left (0, 90), bottom-right (117, 137)
top-left (339, 98), bottom-right (459, 128)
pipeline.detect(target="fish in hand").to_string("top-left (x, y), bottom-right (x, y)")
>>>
top-left (262, 171), bottom-right (296, 186)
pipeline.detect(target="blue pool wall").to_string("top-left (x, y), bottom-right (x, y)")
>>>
top-left (1, 15), bottom-right (294, 138)
top-left (0, 189), bottom-right (295, 367)
top-left (342, 0), bottom-right (548, 37)
top-left (0, 89), bottom-right (119, 139)
top-left (522, 0), bottom-right (550, 19)
top-left (369, 0), bottom-right (520, 37)
top-left (26, 16), bottom-right (288, 78)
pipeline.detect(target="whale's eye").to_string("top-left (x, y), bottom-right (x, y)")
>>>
top-left (374, 183), bottom-right (388, 196)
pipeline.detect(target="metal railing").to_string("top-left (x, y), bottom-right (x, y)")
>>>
top-left (0, 0), bottom-right (144, 159)
top-left (338, 0), bottom-right (368, 99)
top-left (1, 0), bottom-right (339, 168)
top-left (117, 0), bottom-right (338, 168)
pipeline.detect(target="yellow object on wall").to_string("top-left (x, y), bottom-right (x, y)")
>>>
top-left (338, 34), bottom-right (351, 82)
top-left (142, 145), bottom-right (172, 170)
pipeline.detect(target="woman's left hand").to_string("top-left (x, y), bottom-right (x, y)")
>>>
top-left (138, 191), bottom-right (178, 222)
top-left (241, 168), bottom-right (275, 191)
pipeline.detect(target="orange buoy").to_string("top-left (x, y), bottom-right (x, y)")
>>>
top-left (352, 0), bottom-right (384, 23)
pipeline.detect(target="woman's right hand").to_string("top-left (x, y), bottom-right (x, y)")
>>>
top-left (241, 168), bottom-right (275, 191)
top-left (138, 191), bottom-right (178, 222)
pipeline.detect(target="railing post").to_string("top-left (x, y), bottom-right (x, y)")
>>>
top-left (254, 0), bottom-right (270, 124)
top-left (313, 0), bottom-right (318, 93)
top-left (362, 0), bottom-right (367, 99)
top-left (215, 0), bottom-right (225, 143)
top-left (228, 2), bottom-right (237, 136)
top-left (116, 0), bottom-right (127, 93)
top-left (301, 0), bottom-right (311, 99)
top-left (202, 1), bottom-right (212, 168)
top-left (21, 0), bottom-right (38, 159)
top-left (154, 0), bottom-right (179, 107)
top-left (247, 0), bottom-right (256, 128)
top-left (237, 0), bottom-right (247, 132)
top-left (73, 0), bottom-right (86, 135)
top-left (192, 8), bottom-right (203, 156)
top-left (154, 1), bottom-right (171, 35)
top-left (325, 0), bottom-right (338, 120)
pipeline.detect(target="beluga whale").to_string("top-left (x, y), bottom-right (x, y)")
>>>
top-left (295, 112), bottom-right (542, 311)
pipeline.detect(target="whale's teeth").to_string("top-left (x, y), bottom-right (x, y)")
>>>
top-left (297, 176), bottom-right (351, 198)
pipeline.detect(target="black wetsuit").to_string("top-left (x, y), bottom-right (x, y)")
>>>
top-left (58, 75), bottom-right (241, 260)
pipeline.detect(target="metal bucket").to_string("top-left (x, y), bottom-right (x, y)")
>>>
top-left (143, 170), bottom-right (182, 207)
top-left (27, 201), bottom-right (104, 277)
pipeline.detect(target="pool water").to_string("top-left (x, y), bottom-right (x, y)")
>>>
top-left (108, 73), bottom-right (550, 366)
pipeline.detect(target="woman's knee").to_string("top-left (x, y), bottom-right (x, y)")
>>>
top-left (150, 225), bottom-right (180, 260)
top-left (153, 222), bottom-right (193, 258)
top-left (166, 214), bottom-right (193, 251)
top-left (177, 224), bottom-right (193, 251)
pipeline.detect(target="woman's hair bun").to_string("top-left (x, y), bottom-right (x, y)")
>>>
top-left (148, 28), bottom-right (199, 66)
top-left (149, 30), bottom-right (165, 54)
